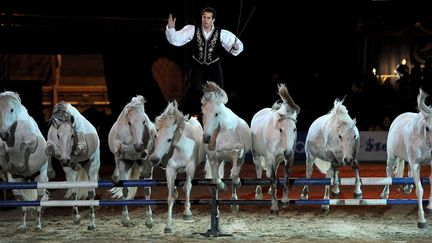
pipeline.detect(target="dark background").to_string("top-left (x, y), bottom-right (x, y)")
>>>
top-left (1, 0), bottom-right (432, 131)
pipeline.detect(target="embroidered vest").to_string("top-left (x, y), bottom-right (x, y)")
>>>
top-left (192, 26), bottom-right (221, 65)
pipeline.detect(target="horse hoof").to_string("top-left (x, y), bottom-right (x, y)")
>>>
top-left (280, 200), bottom-right (290, 208)
top-left (321, 205), bottom-right (330, 214)
top-left (145, 219), bottom-right (153, 229)
top-left (112, 174), bottom-right (119, 184)
top-left (270, 209), bottom-right (279, 215)
top-left (403, 185), bottom-right (413, 195)
top-left (183, 214), bottom-right (192, 220)
top-left (380, 192), bottom-right (389, 199)
top-left (73, 217), bottom-right (81, 225)
top-left (18, 225), bottom-right (27, 231)
top-left (418, 222), bottom-right (427, 228)
top-left (47, 170), bottom-right (56, 179)
top-left (331, 192), bottom-right (340, 198)
top-left (122, 220), bottom-right (130, 227)
top-left (164, 227), bottom-right (173, 234)
top-left (299, 194), bottom-right (308, 200)
top-left (231, 205), bottom-right (239, 213)
top-left (218, 183), bottom-right (227, 191)
top-left (87, 225), bottom-right (96, 231)
top-left (354, 192), bottom-right (363, 199)
top-left (255, 193), bottom-right (263, 200)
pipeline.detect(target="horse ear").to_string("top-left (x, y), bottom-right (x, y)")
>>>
top-left (352, 118), bottom-right (357, 125)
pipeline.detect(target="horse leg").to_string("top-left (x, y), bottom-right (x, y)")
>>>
top-left (411, 163), bottom-right (427, 228)
top-left (87, 161), bottom-right (99, 231)
top-left (427, 165), bottom-right (432, 213)
top-left (230, 150), bottom-right (243, 213)
top-left (403, 164), bottom-right (414, 194)
top-left (65, 169), bottom-right (81, 224)
top-left (322, 168), bottom-right (334, 212)
top-left (269, 165), bottom-right (279, 214)
top-left (353, 163), bottom-right (363, 199)
top-left (111, 140), bottom-right (122, 183)
top-left (253, 152), bottom-right (264, 200)
top-left (380, 155), bottom-right (396, 199)
top-left (300, 156), bottom-right (314, 199)
top-left (165, 166), bottom-right (176, 233)
top-left (183, 164), bottom-right (195, 220)
top-left (12, 189), bottom-right (27, 230)
top-left (35, 166), bottom-right (49, 230)
top-left (119, 161), bottom-right (132, 227)
top-left (282, 158), bottom-right (294, 206)
top-left (330, 162), bottom-right (340, 198)
top-left (208, 151), bottom-right (226, 191)
top-left (144, 168), bottom-right (154, 229)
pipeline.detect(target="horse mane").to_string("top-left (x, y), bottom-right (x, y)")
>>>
top-left (155, 100), bottom-right (185, 129)
top-left (49, 101), bottom-right (72, 127)
top-left (201, 81), bottom-right (228, 105)
top-left (0, 91), bottom-right (28, 116)
top-left (328, 97), bottom-right (354, 125)
top-left (126, 95), bottom-right (146, 112)
top-left (271, 84), bottom-right (300, 114)
top-left (417, 88), bottom-right (432, 117)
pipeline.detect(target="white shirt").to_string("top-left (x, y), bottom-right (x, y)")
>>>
top-left (165, 24), bottom-right (244, 56)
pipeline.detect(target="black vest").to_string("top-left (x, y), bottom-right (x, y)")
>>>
top-left (192, 26), bottom-right (221, 65)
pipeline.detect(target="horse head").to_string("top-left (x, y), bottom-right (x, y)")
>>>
top-left (149, 101), bottom-right (186, 167)
top-left (0, 91), bottom-right (22, 140)
top-left (201, 81), bottom-right (228, 144)
top-left (417, 88), bottom-right (432, 147)
top-left (273, 83), bottom-right (300, 160)
top-left (333, 99), bottom-right (359, 164)
top-left (50, 102), bottom-right (79, 169)
top-left (125, 95), bottom-right (149, 152)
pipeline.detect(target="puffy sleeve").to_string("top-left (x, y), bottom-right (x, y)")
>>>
top-left (165, 25), bottom-right (195, 46)
top-left (220, 29), bottom-right (244, 56)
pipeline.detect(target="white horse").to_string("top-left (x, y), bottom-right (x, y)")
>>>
top-left (149, 101), bottom-right (205, 233)
top-left (0, 91), bottom-right (48, 229)
top-left (251, 83), bottom-right (300, 213)
top-left (380, 88), bottom-right (432, 228)
top-left (108, 95), bottom-right (156, 227)
top-left (300, 98), bottom-right (361, 212)
top-left (46, 101), bottom-right (100, 230)
top-left (201, 81), bottom-right (252, 212)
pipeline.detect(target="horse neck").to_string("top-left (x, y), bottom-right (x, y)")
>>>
top-left (219, 105), bottom-right (238, 130)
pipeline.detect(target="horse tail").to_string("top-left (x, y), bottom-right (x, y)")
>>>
top-left (65, 167), bottom-right (89, 199)
top-left (109, 163), bottom-right (140, 199)
top-left (315, 158), bottom-right (331, 174)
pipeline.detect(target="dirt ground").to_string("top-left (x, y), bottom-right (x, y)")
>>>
top-left (1, 162), bottom-right (432, 242)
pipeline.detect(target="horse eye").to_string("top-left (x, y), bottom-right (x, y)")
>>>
top-left (143, 121), bottom-right (146, 125)
top-left (354, 135), bottom-right (357, 139)
top-left (128, 121), bottom-right (131, 126)
top-left (167, 138), bottom-right (172, 142)
top-left (426, 127), bottom-right (430, 132)
top-left (279, 128), bottom-right (283, 133)
top-left (215, 113), bottom-right (219, 117)
top-left (294, 128), bottom-right (297, 132)
top-left (10, 108), bottom-right (13, 113)
top-left (338, 135), bottom-right (342, 140)
top-left (71, 134), bottom-right (74, 139)
top-left (57, 134), bottom-right (59, 139)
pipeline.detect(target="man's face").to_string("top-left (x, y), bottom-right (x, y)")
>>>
top-left (201, 11), bottom-right (214, 29)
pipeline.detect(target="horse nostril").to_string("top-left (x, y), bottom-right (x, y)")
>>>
top-left (150, 157), bottom-right (160, 165)
top-left (203, 135), bottom-right (211, 144)
top-left (0, 132), bottom-right (8, 140)
top-left (134, 143), bottom-right (143, 152)
top-left (284, 150), bottom-right (292, 159)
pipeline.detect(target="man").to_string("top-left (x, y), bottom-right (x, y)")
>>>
top-left (165, 7), bottom-right (244, 117)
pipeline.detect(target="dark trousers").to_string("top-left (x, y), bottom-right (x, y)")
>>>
top-left (180, 60), bottom-right (223, 116)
